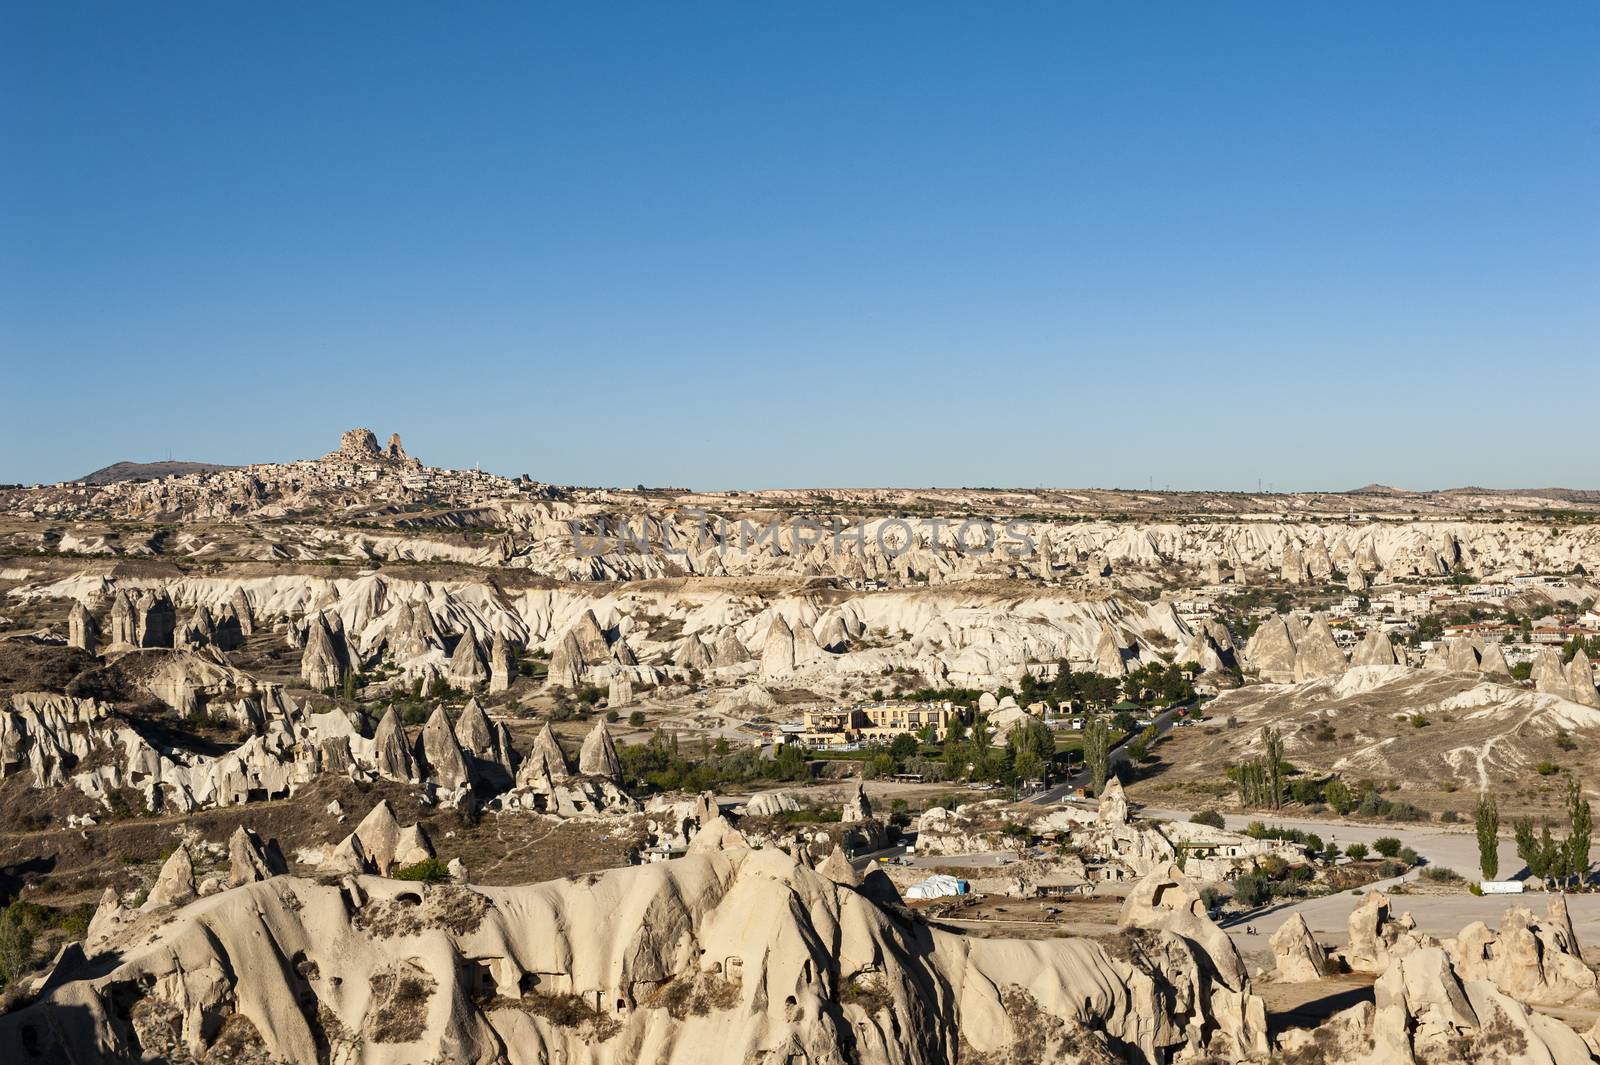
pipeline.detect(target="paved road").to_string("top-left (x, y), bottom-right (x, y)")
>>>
top-left (850, 843), bottom-right (911, 872)
top-left (1026, 705), bottom-right (1184, 805)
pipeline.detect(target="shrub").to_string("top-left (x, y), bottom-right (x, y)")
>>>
top-left (1422, 867), bottom-right (1464, 883)
top-left (1190, 809), bottom-right (1226, 829)
top-left (1372, 837), bottom-right (1402, 858)
top-left (1232, 874), bottom-right (1269, 908)
top-left (1535, 761), bottom-right (1559, 776)
top-left (1398, 846), bottom-right (1420, 866)
top-left (1344, 843), bottom-right (1369, 860)
top-left (0, 910), bottom-right (35, 987)
top-left (1439, 809), bottom-right (1459, 823)
top-left (628, 710), bottom-right (646, 727)
top-left (393, 858), bottom-right (451, 884)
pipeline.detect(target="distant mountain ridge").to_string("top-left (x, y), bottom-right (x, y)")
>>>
top-left (75, 460), bottom-right (236, 485)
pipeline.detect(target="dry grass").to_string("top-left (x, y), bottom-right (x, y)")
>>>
top-left (364, 964), bottom-right (436, 1043)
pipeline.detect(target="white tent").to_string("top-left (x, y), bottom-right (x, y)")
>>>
top-left (905, 874), bottom-right (968, 900)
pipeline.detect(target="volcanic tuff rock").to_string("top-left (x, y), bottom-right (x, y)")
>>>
top-left (1451, 895), bottom-right (1598, 1008)
top-left (67, 600), bottom-right (96, 653)
top-left (1271, 913), bottom-right (1329, 983)
top-left (447, 630), bottom-right (489, 687)
top-left (0, 848), bottom-right (1282, 1065)
top-left (369, 706), bottom-right (419, 783)
top-left (227, 825), bottom-right (288, 887)
top-left (577, 718), bottom-right (624, 781)
top-left (415, 706), bottom-right (471, 795)
top-left (1350, 627), bottom-right (1401, 667)
top-left (488, 631), bottom-right (515, 692)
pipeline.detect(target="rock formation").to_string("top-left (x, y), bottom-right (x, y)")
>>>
top-left (1567, 649), bottom-right (1600, 707)
top-left (447, 631), bottom-right (489, 688)
top-left (67, 600), bottom-right (97, 653)
top-left (1479, 640), bottom-right (1513, 679)
top-left (577, 719), bottom-right (623, 781)
top-left (0, 847), bottom-right (1285, 1065)
top-left (1097, 775), bottom-right (1129, 824)
top-left (227, 826), bottom-right (287, 887)
top-left (1092, 622), bottom-right (1126, 676)
top-left (1351, 627), bottom-right (1401, 666)
top-left (1452, 895), bottom-right (1598, 1008)
top-left (299, 612), bottom-right (348, 690)
top-left (488, 631), bottom-right (516, 692)
top-left (1338, 889), bottom-right (1418, 973)
top-left (1292, 614), bottom-right (1347, 681)
top-left (141, 844), bottom-right (197, 911)
top-left (841, 778), bottom-right (873, 823)
top-left (545, 631), bottom-right (585, 690)
top-left (759, 615), bottom-right (796, 679)
top-left (1243, 615), bottom-right (1298, 682)
top-left (414, 707), bottom-right (471, 794)
top-left (1533, 647), bottom-right (1574, 699)
top-left (1271, 912), bottom-right (1329, 982)
top-left (370, 706), bottom-right (419, 783)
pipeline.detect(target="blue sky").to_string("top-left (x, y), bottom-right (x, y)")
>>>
top-left (4, 3), bottom-right (1596, 490)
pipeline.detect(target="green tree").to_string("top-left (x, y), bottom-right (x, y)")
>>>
top-left (0, 909), bottom-right (32, 988)
top-left (1565, 777), bottom-right (1592, 890)
top-left (1232, 874), bottom-right (1269, 908)
top-left (1083, 716), bottom-right (1111, 796)
top-left (1013, 748), bottom-right (1044, 787)
top-left (1515, 817), bottom-right (1562, 883)
top-left (1475, 793), bottom-right (1500, 881)
top-left (1262, 726), bottom-right (1285, 811)
top-left (889, 732), bottom-right (919, 760)
top-left (1372, 837), bottom-right (1402, 859)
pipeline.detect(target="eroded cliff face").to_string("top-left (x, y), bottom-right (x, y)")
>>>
top-left (10, 508), bottom-right (1600, 585)
top-left (0, 851), bottom-right (1265, 1065)
top-left (8, 569), bottom-right (1196, 692)
top-left (10, 850), bottom-right (1598, 1065)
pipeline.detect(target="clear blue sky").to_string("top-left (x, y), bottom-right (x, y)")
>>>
top-left (4, 3), bottom-right (1596, 490)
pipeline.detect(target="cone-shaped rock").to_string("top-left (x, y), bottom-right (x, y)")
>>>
top-left (416, 707), bottom-right (471, 791)
top-left (545, 632), bottom-right (585, 690)
top-left (142, 845), bottom-right (196, 911)
top-left (577, 719), bottom-right (623, 781)
top-left (1292, 615), bottom-right (1346, 682)
top-left (760, 616), bottom-right (796, 679)
top-left (1352, 628), bottom-right (1401, 667)
top-left (68, 601), bottom-right (97, 654)
top-left (1566, 649), bottom-right (1600, 707)
top-left (448, 632), bottom-right (489, 688)
top-left (1479, 641), bottom-right (1513, 679)
top-left (1092, 623), bottom-right (1126, 677)
top-left (712, 629), bottom-right (751, 667)
top-left (488, 632), bottom-right (516, 693)
top-left (370, 707), bottom-right (418, 783)
top-left (353, 799), bottom-right (403, 874)
top-left (227, 826), bottom-right (287, 887)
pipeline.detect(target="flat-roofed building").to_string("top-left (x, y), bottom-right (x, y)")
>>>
top-left (797, 701), bottom-right (959, 748)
